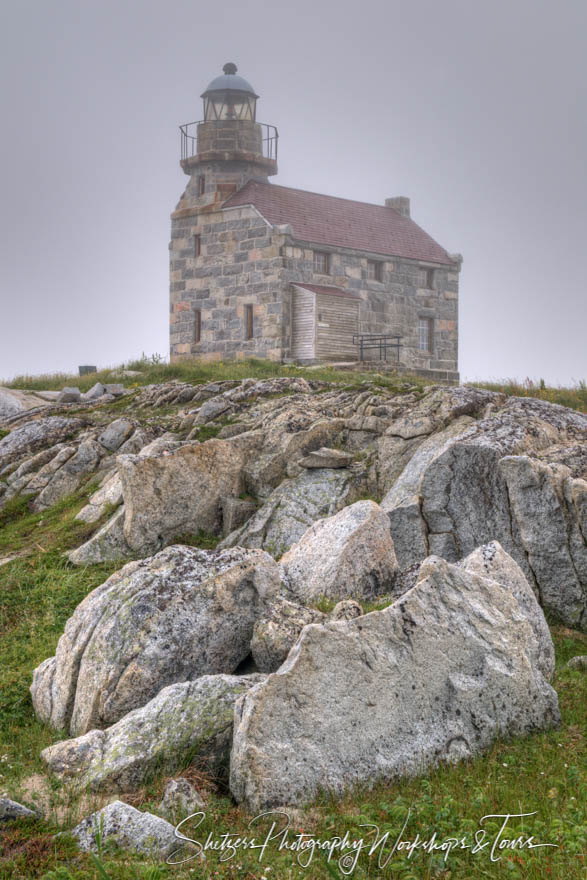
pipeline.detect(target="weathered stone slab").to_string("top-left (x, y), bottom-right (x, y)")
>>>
top-left (298, 447), bottom-right (352, 468)
top-left (220, 466), bottom-right (363, 558)
top-left (98, 418), bottom-right (135, 452)
top-left (57, 387), bottom-right (81, 404)
top-left (0, 417), bottom-right (82, 472)
top-left (69, 801), bottom-right (177, 858)
top-left (119, 434), bottom-right (262, 555)
top-left (32, 545), bottom-right (279, 735)
top-left (230, 552), bottom-right (559, 811)
top-left (280, 500), bottom-right (397, 602)
top-left (41, 674), bottom-right (264, 791)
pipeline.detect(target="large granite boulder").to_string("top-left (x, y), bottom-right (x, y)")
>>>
top-left (31, 545), bottom-right (279, 735)
top-left (460, 541), bottom-right (555, 679)
top-left (230, 549), bottom-right (559, 811)
top-left (118, 433), bottom-right (262, 555)
top-left (41, 673), bottom-right (264, 791)
top-left (381, 398), bottom-right (587, 629)
top-left (280, 500), bottom-right (398, 603)
top-left (499, 457), bottom-right (586, 630)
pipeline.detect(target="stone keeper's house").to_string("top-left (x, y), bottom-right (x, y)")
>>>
top-left (170, 64), bottom-right (461, 381)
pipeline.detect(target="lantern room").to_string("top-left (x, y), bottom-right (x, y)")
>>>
top-left (201, 63), bottom-right (258, 122)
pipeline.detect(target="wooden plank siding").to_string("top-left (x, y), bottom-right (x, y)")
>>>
top-left (315, 293), bottom-right (359, 360)
top-left (291, 286), bottom-right (316, 360)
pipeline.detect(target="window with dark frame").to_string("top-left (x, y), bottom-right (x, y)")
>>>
top-left (313, 251), bottom-right (329, 274)
top-left (419, 267), bottom-right (435, 289)
top-left (194, 309), bottom-right (201, 344)
top-left (194, 235), bottom-right (201, 257)
top-left (418, 317), bottom-right (434, 353)
top-left (245, 304), bottom-right (254, 340)
top-left (367, 260), bottom-right (383, 281)
top-left (198, 175), bottom-right (205, 196)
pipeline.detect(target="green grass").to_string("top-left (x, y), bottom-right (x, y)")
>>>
top-left (170, 530), bottom-right (220, 550)
top-left (0, 374), bottom-right (585, 878)
top-left (5, 358), bottom-right (585, 414)
top-left (472, 379), bottom-right (587, 413)
top-left (3, 356), bottom-right (431, 395)
top-left (0, 621), bottom-right (584, 879)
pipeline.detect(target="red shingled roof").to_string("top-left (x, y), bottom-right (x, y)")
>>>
top-left (224, 181), bottom-right (454, 265)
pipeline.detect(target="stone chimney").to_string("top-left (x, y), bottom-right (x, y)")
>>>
top-left (385, 196), bottom-right (410, 218)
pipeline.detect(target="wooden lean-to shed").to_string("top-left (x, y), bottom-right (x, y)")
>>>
top-left (291, 283), bottom-right (360, 362)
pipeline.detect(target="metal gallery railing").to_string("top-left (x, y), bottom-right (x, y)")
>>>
top-left (180, 120), bottom-right (278, 161)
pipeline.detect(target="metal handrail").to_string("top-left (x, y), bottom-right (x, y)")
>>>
top-left (353, 334), bottom-right (403, 363)
top-left (180, 120), bottom-right (278, 162)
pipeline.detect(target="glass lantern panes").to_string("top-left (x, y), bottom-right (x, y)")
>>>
top-left (204, 92), bottom-right (256, 121)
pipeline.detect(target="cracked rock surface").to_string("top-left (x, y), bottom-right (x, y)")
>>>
top-left (230, 548), bottom-right (560, 811)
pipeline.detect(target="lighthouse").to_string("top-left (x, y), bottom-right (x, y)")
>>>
top-left (178, 63), bottom-right (278, 206)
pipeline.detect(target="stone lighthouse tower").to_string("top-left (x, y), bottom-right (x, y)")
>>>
top-left (176, 63), bottom-right (278, 209)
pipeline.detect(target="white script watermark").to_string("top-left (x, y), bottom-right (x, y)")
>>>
top-left (165, 809), bottom-right (558, 873)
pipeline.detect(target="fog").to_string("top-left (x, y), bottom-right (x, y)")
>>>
top-left (0, 0), bottom-right (585, 383)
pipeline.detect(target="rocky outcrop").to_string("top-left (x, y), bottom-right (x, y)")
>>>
top-left (381, 397), bottom-right (587, 629)
top-left (220, 466), bottom-right (365, 557)
top-left (0, 387), bottom-right (50, 420)
top-left (33, 439), bottom-right (103, 511)
top-left (230, 550), bottom-right (559, 811)
top-left (118, 433), bottom-right (262, 556)
top-left (250, 596), bottom-right (326, 673)
top-left (280, 500), bottom-right (398, 602)
top-left (41, 673), bottom-right (264, 791)
top-left (0, 417), bottom-right (83, 473)
top-left (31, 545), bottom-right (279, 735)
top-left (69, 801), bottom-right (178, 858)
top-left (498, 457), bottom-right (586, 630)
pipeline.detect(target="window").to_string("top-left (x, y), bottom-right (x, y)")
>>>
top-left (367, 260), bottom-right (383, 281)
top-left (198, 175), bottom-right (205, 196)
top-left (194, 235), bottom-right (201, 257)
top-left (418, 317), bottom-right (433, 353)
top-left (245, 304), bottom-right (254, 340)
top-left (313, 251), bottom-right (329, 274)
top-left (193, 309), bottom-right (201, 344)
top-left (419, 267), bottom-right (435, 289)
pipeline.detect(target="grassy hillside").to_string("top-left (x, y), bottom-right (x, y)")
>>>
top-left (0, 490), bottom-right (585, 879)
top-left (0, 362), bottom-right (585, 878)
top-left (3, 356), bottom-right (586, 412)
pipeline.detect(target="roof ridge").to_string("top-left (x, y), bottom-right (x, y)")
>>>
top-left (230, 179), bottom-right (408, 215)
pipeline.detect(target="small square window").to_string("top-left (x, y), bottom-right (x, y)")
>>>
top-left (194, 235), bottom-right (201, 257)
top-left (419, 267), bottom-right (435, 289)
top-left (418, 317), bottom-right (434, 352)
top-left (313, 251), bottom-right (329, 274)
top-left (245, 304), bottom-right (254, 340)
top-left (194, 309), bottom-right (201, 344)
top-left (367, 260), bottom-right (383, 281)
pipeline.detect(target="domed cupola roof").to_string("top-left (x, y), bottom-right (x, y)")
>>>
top-left (201, 63), bottom-right (258, 98)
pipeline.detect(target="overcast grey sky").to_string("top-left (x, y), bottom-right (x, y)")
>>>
top-left (0, 0), bottom-right (585, 383)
